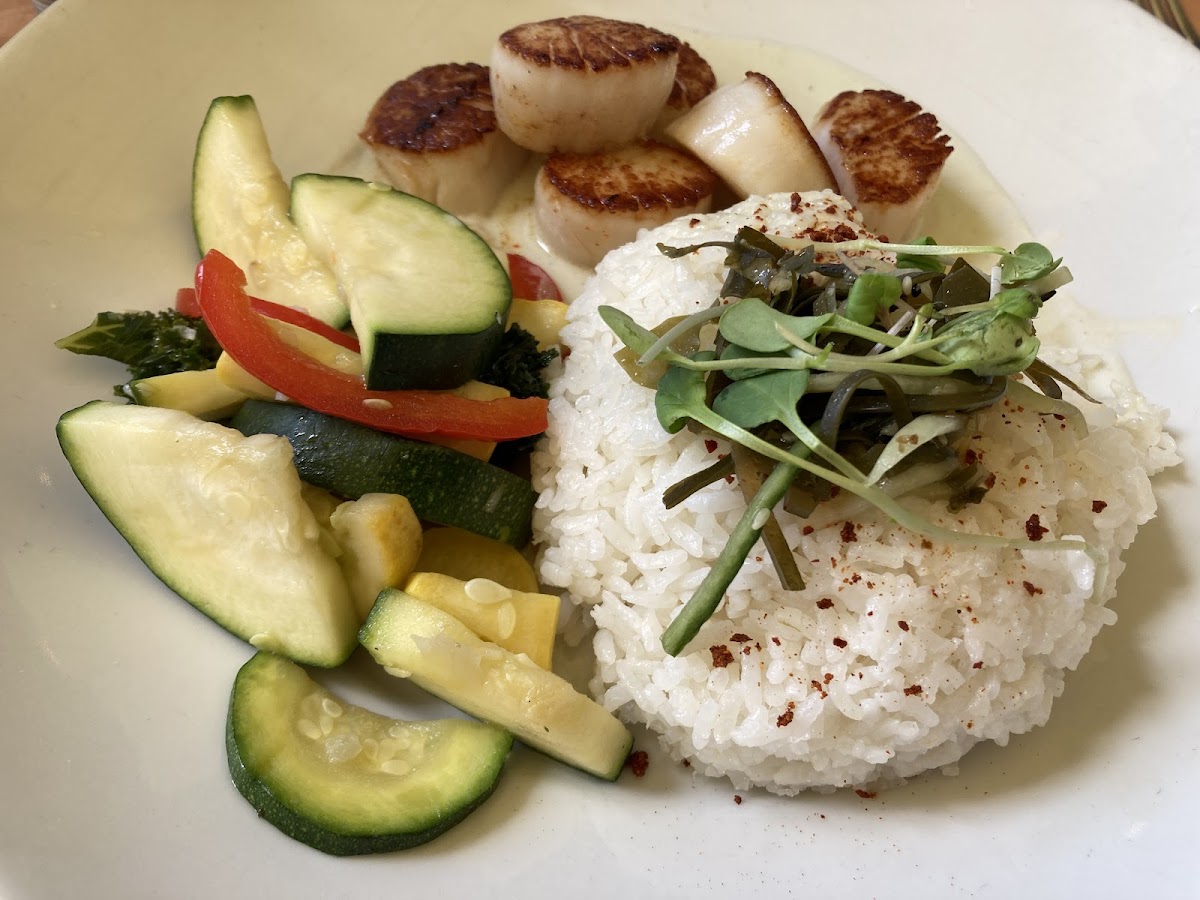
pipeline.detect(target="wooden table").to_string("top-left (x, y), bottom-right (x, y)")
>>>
top-left (0, 0), bottom-right (35, 46)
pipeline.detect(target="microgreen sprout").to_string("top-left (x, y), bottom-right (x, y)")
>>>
top-left (602, 231), bottom-right (1095, 656)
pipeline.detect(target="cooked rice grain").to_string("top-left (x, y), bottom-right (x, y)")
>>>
top-left (531, 192), bottom-right (1178, 793)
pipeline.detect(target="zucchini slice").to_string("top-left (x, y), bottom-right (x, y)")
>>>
top-left (230, 400), bottom-right (535, 547)
top-left (122, 368), bottom-right (249, 420)
top-left (361, 592), bottom-right (633, 781)
top-left (192, 95), bottom-right (348, 327)
top-left (290, 174), bottom-right (511, 390)
top-left (227, 652), bottom-right (512, 856)
top-left (415, 526), bottom-right (540, 594)
top-left (398, 575), bottom-right (559, 669)
top-left (56, 401), bottom-right (358, 667)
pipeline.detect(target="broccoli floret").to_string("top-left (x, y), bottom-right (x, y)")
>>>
top-left (479, 324), bottom-right (558, 399)
top-left (55, 310), bottom-right (223, 389)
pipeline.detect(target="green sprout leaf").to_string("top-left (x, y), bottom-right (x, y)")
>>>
top-left (654, 359), bottom-right (712, 434)
top-left (999, 242), bottom-right (1062, 286)
top-left (719, 298), bottom-right (831, 353)
top-left (936, 288), bottom-right (1042, 376)
top-left (843, 273), bottom-right (903, 325)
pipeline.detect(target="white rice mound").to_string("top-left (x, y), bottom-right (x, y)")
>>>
top-left (531, 191), bottom-right (1179, 794)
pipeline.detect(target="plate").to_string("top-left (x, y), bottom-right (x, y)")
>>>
top-left (2, 1), bottom-right (1198, 897)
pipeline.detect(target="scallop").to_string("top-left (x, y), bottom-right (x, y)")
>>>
top-left (534, 139), bottom-right (717, 268)
top-left (360, 62), bottom-right (529, 217)
top-left (490, 16), bottom-right (680, 153)
top-left (665, 71), bottom-right (837, 200)
top-left (811, 89), bottom-right (953, 241)
top-left (653, 42), bottom-right (718, 132)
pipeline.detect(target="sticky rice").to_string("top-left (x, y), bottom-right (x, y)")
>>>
top-left (531, 191), bottom-right (1178, 793)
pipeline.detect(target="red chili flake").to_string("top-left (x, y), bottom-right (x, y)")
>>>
top-left (789, 192), bottom-right (804, 213)
top-left (1092, 500), bottom-right (1108, 514)
top-left (963, 448), bottom-right (979, 465)
top-left (904, 684), bottom-right (923, 696)
top-left (771, 637), bottom-right (781, 646)
top-left (734, 795), bottom-right (744, 805)
top-left (833, 637), bottom-right (848, 648)
top-left (724, 474), bottom-right (735, 484)
top-left (972, 661), bottom-right (983, 669)
top-left (626, 750), bottom-right (650, 777)
top-left (865, 581), bottom-right (875, 590)
top-left (755, 642), bottom-right (762, 651)
top-left (823, 673), bottom-right (834, 684)
top-left (704, 439), bottom-right (718, 453)
top-left (982, 473), bottom-right (997, 490)
top-left (689, 217), bottom-right (701, 227)
top-left (802, 525), bottom-right (815, 536)
top-left (897, 620), bottom-right (910, 632)
top-left (840, 521), bottom-right (858, 542)
top-left (1024, 513), bottom-right (1048, 541)
top-left (816, 598), bottom-right (834, 609)
top-left (1023, 581), bottom-right (1043, 596)
top-left (920, 539), bottom-right (933, 550)
top-left (776, 704), bottom-right (795, 728)
top-left (966, 720), bottom-right (974, 728)
top-left (741, 645), bottom-right (752, 656)
top-left (729, 633), bottom-right (751, 643)
top-left (855, 789), bottom-right (877, 799)
top-left (1052, 413), bottom-right (1066, 421)
top-left (709, 645), bottom-right (734, 668)
top-left (810, 680), bottom-right (829, 699)
top-left (682, 758), bottom-right (691, 768)
top-left (848, 572), bottom-right (862, 584)
top-left (829, 486), bottom-right (841, 499)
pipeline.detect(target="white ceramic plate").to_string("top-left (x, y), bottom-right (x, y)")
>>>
top-left (2, 1), bottom-right (1198, 897)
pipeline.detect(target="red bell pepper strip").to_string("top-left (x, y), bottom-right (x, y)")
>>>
top-left (195, 250), bottom-right (548, 441)
top-left (176, 286), bottom-right (361, 352)
top-left (507, 253), bottom-right (564, 302)
top-left (175, 287), bottom-right (204, 316)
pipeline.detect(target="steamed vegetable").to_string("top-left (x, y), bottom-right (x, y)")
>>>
top-left (195, 249), bottom-right (549, 442)
top-left (227, 651), bottom-right (511, 855)
top-left (56, 310), bottom-right (222, 387)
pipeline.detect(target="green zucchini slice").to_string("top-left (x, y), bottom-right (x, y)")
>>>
top-left (192, 95), bottom-right (348, 327)
top-left (229, 400), bottom-right (535, 547)
top-left (290, 174), bottom-right (511, 390)
top-left (227, 651), bottom-right (512, 855)
top-left (56, 401), bottom-right (357, 667)
top-left (361, 592), bottom-right (634, 781)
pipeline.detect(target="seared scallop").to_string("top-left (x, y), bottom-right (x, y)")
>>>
top-left (534, 140), bottom-right (717, 268)
top-left (653, 42), bottom-right (718, 132)
top-left (665, 71), bottom-right (837, 199)
top-left (812, 89), bottom-right (953, 241)
top-left (490, 16), bottom-right (680, 153)
top-left (360, 62), bottom-right (529, 217)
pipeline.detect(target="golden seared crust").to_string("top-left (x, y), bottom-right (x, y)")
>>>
top-left (817, 89), bottom-right (953, 205)
top-left (360, 63), bottom-right (498, 153)
top-left (665, 42), bottom-right (717, 111)
top-left (541, 140), bottom-right (716, 212)
top-left (497, 16), bottom-right (680, 71)
top-left (745, 71), bottom-right (837, 186)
